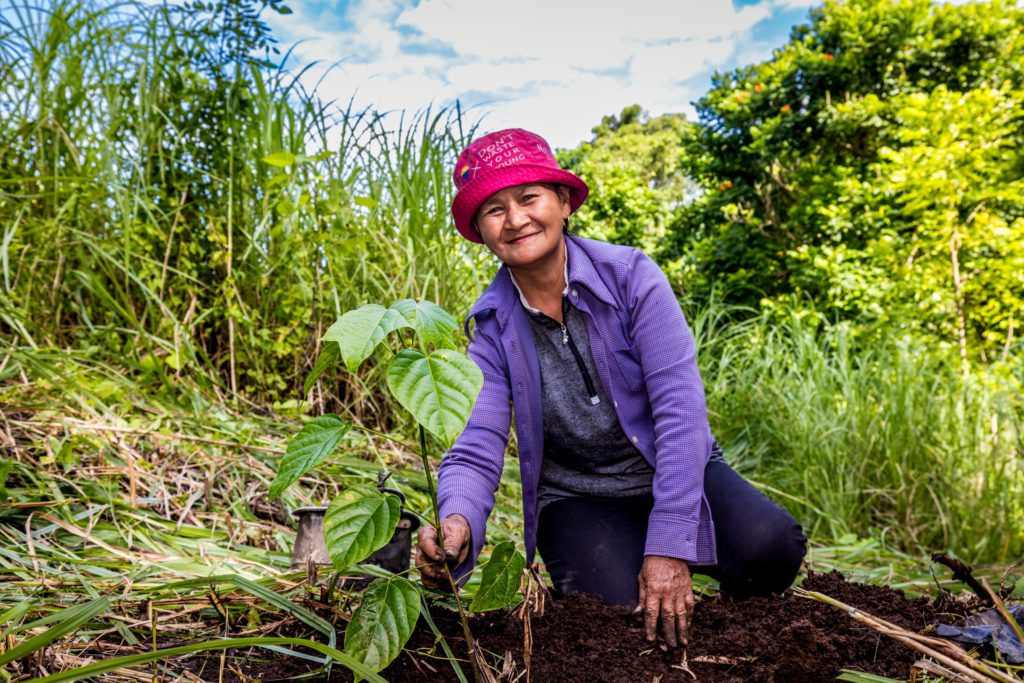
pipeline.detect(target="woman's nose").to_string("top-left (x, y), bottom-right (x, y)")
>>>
top-left (505, 202), bottom-right (528, 229)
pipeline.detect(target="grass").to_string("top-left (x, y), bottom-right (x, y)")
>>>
top-left (1, 356), bottom-right (1021, 680)
top-left (693, 305), bottom-right (1024, 566)
top-left (0, 0), bottom-right (497, 417)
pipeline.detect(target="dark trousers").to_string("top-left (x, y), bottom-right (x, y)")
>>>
top-left (536, 457), bottom-right (808, 605)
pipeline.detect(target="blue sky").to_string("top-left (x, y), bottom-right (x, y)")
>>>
top-left (264, 0), bottom-right (826, 148)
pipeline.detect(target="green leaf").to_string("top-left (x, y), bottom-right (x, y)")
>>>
top-left (389, 299), bottom-right (459, 350)
top-left (468, 542), bottom-right (526, 612)
top-left (262, 151), bottom-right (297, 167)
top-left (354, 196), bottom-right (377, 209)
top-left (417, 596), bottom-right (470, 683)
top-left (0, 597), bottom-right (109, 666)
top-left (344, 577), bottom-right (420, 673)
top-left (303, 341), bottom-right (340, 396)
top-left (323, 488), bottom-right (400, 568)
top-left (269, 415), bottom-right (351, 499)
top-left (323, 305), bottom-right (410, 372)
top-left (386, 349), bottom-right (483, 448)
top-left (21, 637), bottom-right (386, 683)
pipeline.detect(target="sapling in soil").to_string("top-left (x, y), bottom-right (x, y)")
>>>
top-left (269, 299), bottom-right (527, 679)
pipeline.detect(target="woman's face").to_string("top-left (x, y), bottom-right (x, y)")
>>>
top-left (474, 183), bottom-right (570, 270)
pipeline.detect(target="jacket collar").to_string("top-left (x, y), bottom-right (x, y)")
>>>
top-left (565, 235), bottom-right (618, 308)
top-left (465, 267), bottom-right (517, 335)
top-left (465, 235), bottom-right (618, 335)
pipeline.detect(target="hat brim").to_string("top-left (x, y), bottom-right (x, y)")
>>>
top-left (451, 165), bottom-right (589, 243)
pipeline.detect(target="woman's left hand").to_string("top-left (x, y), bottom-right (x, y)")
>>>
top-left (636, 555), bottom-right (694, 648)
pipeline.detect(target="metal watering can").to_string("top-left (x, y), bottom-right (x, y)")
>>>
top-left (289, 477), bottom-right (421, 573)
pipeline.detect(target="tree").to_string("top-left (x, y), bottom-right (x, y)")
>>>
top-left (674, 0), bottom-right (1024, 360)
top-left (558, 106), bottom-right (693, 261)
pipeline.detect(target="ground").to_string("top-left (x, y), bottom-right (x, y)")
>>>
top-left (170, 571), bottom-right (985, 682)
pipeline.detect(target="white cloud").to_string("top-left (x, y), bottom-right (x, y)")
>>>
top-left (768, 0), bottom-right (820, 9)
top-left (396, 0), bottom-right (770, 71)
top-left (268, 0), bottom-right (799, 148)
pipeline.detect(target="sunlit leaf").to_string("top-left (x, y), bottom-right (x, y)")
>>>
top-left (468, 541), bottom-right (525, 612)
top-left (354, 196), bottom-right (377, 209)
top-left (269, 415), bottom-right (351, 499)
top-left (262, 151), bottom-right (296, 167)
top-left (323, 487), bottom-right (400, 568)
top-left (345, 577), bottom-right (420, 673)
top-left (163, 350), bottom-right (185, 370)
top-left (389, 299), bottom-right (459, 350)
top-left (323, 305), bottom-right (411, 372)
top-left (386, 349), bottom-right (483, 448)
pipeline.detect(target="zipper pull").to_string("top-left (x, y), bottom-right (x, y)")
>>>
top-left (561, 324), bottom-right (569, 345)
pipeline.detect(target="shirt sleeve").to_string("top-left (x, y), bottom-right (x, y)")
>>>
top-left (624, 251), bottom-right (712, 563)
top-left (436, 318), bottom-right (512, 578)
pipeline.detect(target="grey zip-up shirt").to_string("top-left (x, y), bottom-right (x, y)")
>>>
top-left (524, 300), bottom-right (654, 511)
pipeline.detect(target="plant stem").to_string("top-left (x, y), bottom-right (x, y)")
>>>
top-left (419, 594), bottom-right (470, 683)
top-left (416, 428), bottom-right (492, 682)
top-left (446, 571), bottom-right (495, 683)
top-left (795, 588), bottom-right (1017, 683)
top-left (419, 425), bottom-right (441, 531)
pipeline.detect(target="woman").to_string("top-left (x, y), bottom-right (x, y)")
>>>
top-left (417, 128), bottom-right (806, 648)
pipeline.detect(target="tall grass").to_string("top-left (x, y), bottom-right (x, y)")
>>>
top-left (0, 0), bottom-right (494, 420)
top-left (695, 307), bottom-right (1024, 564)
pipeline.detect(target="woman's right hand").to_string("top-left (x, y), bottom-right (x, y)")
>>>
top-left (416, 514), bottom-right (471, 590)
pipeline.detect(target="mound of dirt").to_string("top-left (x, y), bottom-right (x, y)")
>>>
top-left (169, 571), bottom-right (975, 682)
top-left (382, 571), bottom-right (969, 683)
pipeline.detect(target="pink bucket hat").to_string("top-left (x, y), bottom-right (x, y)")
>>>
top-left (450, 128), bottom-right (589, 243)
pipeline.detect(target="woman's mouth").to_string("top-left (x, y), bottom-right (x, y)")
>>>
top-left (508, 232), bottom-right (538, 245)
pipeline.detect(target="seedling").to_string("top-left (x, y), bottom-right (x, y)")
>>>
top-left (269, 299), bottom-right (527, 678)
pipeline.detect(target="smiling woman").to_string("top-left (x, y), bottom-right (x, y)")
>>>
top-left (474, 184), bottom-right (569, 291)
top-left (415, 128), bottom-right (808, 650)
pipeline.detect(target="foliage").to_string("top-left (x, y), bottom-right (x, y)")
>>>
top-left (468, 541), bottom-right (526, 612)
top-left (693, 304), bottom-right (1024, 563)
top-left (386, 348), bottom-right (484, 448)
top-left (268, 298), bottom-right (528, 675)
top-left (343, 577), bottom-right (421, 675)
top-left (269, 298), bottom-right (481, 498)
top-left (323, 486), bottom-right (402, 569)
top-left (0, 0), bottom-right (492, 419)
top-left (269, 414), bottom-right (351, 498)
top-left (633, 0), bottom-right (1024, 363)
top-left (558, 105), bottom-right (692, 260)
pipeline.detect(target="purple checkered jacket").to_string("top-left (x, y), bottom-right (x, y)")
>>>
top-left (438, 236), bottom-right (717, 577)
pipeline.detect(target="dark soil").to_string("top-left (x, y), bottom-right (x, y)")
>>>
top-left (170, 571), bottom-right (977, 682)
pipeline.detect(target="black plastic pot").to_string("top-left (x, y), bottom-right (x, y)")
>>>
top-left (289, 500), bottom-right (421, 573)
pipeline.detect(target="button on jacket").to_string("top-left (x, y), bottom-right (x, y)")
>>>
top-left (438, 235), bottom-right (717, 577)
